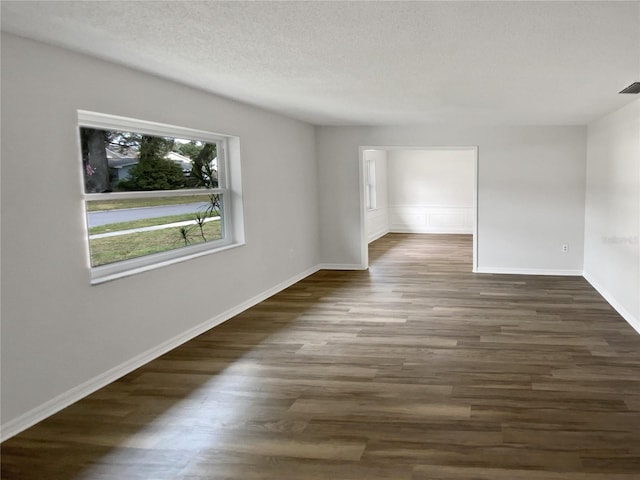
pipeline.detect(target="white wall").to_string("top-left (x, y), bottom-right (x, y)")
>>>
top-left (387, 149), bottom-right (474, 234)
top-left (364, 149), bottom-right (389, 242)
top-left (317, 125), bottom-right (587, 273)
top-left (0, 34), bottom-right (320, 437)
top-left (584, 99), bottom-right (640, 332)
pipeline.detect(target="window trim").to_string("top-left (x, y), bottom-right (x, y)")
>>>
top-left (78, 111), bottom-right (244, 284)
top-left (365, 158), bottom-right (377, 211)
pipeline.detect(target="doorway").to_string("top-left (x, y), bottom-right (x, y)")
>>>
top-left (359, 146), bottom-right (478, 271)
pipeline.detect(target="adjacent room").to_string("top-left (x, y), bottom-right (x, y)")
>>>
top-left (363, 147), bottom-right (477, 268)
top-left (1, 1), bottom-right (639, 479)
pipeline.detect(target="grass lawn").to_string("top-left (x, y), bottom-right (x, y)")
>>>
top-left (88, 213), bottom-right (217, 235)
top-left (90, 220), bottom-right (222, 266)
top-left (86, 194), bottom-right (214, 212)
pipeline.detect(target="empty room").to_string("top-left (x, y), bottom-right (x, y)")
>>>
top-left (1, 1), bottom-right (639, 479)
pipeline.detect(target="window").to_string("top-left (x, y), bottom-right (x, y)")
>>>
top-left (78, 111), bottom-right (244, 284)
top-left (365, 158), bottom-right (377, 210)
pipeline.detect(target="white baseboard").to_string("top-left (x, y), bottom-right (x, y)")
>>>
top-left (368, 228), bottom-right (390, 244)
top-left (390, 227), bottom-right (473, 234)
top-left (583, 271), bottom-right (640, 335)
top-left (476, 267), bottom-right (583, 276)
top-left (317, 263), bottom-right (366, 271)
top-left (0, 265), bottom-right (320, 442)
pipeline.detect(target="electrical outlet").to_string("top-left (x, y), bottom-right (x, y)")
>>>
top-left (562, 244), bottom-right (569, 253)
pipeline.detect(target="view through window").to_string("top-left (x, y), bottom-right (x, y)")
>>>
top-left (79, 113), bottom-right (235, 281)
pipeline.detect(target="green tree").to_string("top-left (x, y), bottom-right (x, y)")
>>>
top-left (139, 135), bottom-right (174, 162)
top-left (118, 135), bottom-right (185, 191)
top-left (176, 141), bottom-right (202, 160)
top-left (189, 142), bottom-right (218, 188)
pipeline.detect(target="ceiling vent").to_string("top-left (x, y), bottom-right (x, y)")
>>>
top-left (619, 82), bottom-right (640, 94)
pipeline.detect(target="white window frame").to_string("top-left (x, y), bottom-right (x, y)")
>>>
top-left (365, 158), bottom-right (377, 210)
top-left (78, 111), bottom-right (245, 284)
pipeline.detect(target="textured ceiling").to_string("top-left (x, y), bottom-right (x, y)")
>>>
top-left (2, 1), bottom-right (639, 126)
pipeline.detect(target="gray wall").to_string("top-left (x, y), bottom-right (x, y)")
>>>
top-left (584, 99), bottom-right (640, 331)
top-left (1, 33), bottom-right (320, 432)
top-left (316, 125), bottom-right (587, 273)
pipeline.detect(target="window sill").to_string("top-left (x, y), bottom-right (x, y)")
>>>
top-left (90, 241), bottom-right (245, 285)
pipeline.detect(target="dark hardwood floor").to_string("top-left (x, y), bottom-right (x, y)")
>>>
top-left (2, 234), bottom-right (640, 479)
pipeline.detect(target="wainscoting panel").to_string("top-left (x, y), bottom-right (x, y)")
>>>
top-left (389, 205), bottom-right (473, 234)
top-left (366, 208), bottom-right (390, 243)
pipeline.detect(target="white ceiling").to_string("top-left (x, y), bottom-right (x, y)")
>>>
top-left (2, 1), bottom-right (639, 126)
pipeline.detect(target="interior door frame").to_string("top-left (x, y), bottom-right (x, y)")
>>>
top-left (358, 145), bottom-right (479, 272)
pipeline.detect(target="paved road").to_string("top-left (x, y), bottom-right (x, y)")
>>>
top-left (87, 202), bottom-right (211, 227)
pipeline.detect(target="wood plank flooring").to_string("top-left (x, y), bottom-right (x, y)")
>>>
top-left (2, 233), bottom-right (640, 479)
